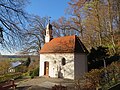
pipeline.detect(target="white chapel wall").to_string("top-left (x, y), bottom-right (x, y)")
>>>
top-left (74, 53), bottom-right (88, 79)
top-left (39, 53), bottom-right (74, 79)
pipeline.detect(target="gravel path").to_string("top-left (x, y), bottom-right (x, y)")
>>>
top-left (15, 77), bottom-right (75, 90)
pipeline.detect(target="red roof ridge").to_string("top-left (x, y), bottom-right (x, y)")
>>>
top-left (51, 35), bottom-right (76, 40)
top-left (40, 35), bottom-right (88, 54)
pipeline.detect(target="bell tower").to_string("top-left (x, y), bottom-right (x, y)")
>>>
top-left (45, 22), bottom-right (53, 43)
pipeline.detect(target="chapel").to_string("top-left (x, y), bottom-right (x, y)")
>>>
top-left (39, 23), bottom-right (88, 80)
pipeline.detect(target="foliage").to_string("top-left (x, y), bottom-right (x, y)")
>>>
top-left (0, 60), bottom-right (11, 75)
top-left (15, 0), bottom-right (120, 55)
top-left (85, 69), bottom-right (102, 88)
top-left (0, 0), bottom-right (119, 55)
top-left (9, 58), bottom-right (27, 61)
top-left (75, 61), bottom-right (120, 90)
top-left (28, 59), bottom-right (39, 72)
top-left (15, 65), bottom-right (27, 73)
top-left (24, 56), bottom-right (31, 67)
top-left (106, 62), bottom-right (120, 83)
top-left (65, 0), bottom-right (120, 54)
top-left (52, 84), bottom-right (67, 90)
top-left (106, 54), bottom-right (120, 65)
top-left (0, 72), bottom-right (22, 83)
top-left (30, 73), bottom-right (34, 79)
top-left (29, 67), bottom-right (39, 78)
top-left (15, 58), bottom-right (39, 78)
top-left (88, 46), bottom-right (109, 70)
top-left (88, 46), bottom-right (120, 71)
top-left (33, 67), bottom-right (39, 76)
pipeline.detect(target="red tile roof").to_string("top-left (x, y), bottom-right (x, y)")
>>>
top-left (40, 35), bottom-right (88, 54)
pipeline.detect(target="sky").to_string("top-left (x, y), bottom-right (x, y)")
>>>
top-left (26, 0), bottom-right (70, 20)
top-left (0, 0), bottom-right (70, 55)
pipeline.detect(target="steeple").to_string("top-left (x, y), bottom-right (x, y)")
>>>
top-left (45, 21), bottom-right (53, 43)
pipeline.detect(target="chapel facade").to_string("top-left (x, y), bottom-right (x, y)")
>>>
top-left (39, 23), bottom-right (88, 80)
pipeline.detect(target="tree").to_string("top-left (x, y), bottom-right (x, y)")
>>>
top-left (19, 16), bottom-right (48, 54)
top-left (52, 17), bottom-right (80, 37)
top-left (67, 0), bottom-right (120, 54)
top-left (24, 56), bottom-right (31, 67)
top-left (28, 60), bottom-right (39, 77)
top-left (88, 46), bottom-right (109, 70)
top-left (0, 0), bottom-right (29, 51)
top-left (0, 60), bottom-right (11, 75)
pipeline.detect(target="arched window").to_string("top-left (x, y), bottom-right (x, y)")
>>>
top-left (61, 57), bottom-right (66, 66)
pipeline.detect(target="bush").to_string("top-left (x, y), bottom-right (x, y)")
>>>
top-left (29, 67), bottom-right (39, 77)
top-left (75, 61), bottom-right (120, 90)
top-left (84, 69), bottom-right (101, 88)
top-left (0, 72), bottom-right (22, 83)
top-left (31, 73), bottom-right (34, 79)
top-left (29, 71), bottom-right (33, 76)
top-left (52, 84), bottom-right (67, 90)
top-left (34, 67), bottom-right (39, 76)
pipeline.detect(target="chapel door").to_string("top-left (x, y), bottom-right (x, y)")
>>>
top-left (44, 61), bottom-right (49, 76)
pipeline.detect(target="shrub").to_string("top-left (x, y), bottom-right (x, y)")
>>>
top-left (33, 67), bottom-right (39, 76)
top-left (52, 84), bottom-right (67, 90)
top-left (31, 73), bottom-right (34, 79)
top-left (29, 67), bottom-right (39, 77)
top-left (75, 61), bottom-right (120, 90)
top-left (85, 69), bottom-right (101, 88)
top-left (0, 72), bottom-right (22, 83)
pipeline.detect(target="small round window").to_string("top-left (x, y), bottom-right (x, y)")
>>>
top-left (61, 57), bottom-right (66, 66)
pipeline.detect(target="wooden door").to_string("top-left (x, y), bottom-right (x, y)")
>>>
top-left (44, 61), bottom-right (49, 76)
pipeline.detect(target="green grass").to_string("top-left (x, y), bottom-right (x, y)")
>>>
top-left (9, 58), bottom-right (27, 61)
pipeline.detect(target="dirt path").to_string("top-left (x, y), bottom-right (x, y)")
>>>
top-left (15, 77), bottom-right (75, 90)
